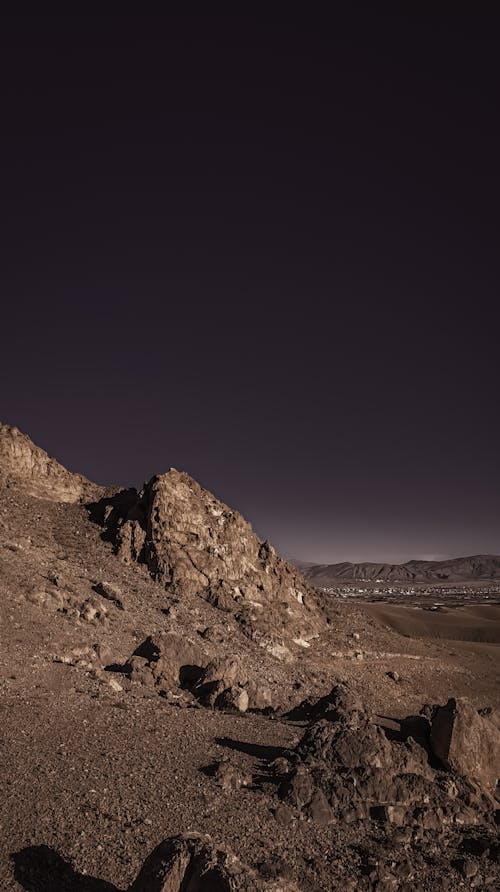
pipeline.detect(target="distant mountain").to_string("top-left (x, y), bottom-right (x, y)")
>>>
top-left (299, 555), bottom-right (500, 586)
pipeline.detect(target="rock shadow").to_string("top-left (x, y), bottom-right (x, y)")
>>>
top-left (376, 712), bottom-right (443, 769)
top-left (86, 489), bottom-right (141, 546)
top-left (214, 737), bottom-right (289, 789)
top-left (12, 846), bottom-right (122, 892)
top-left (215, 736), bottom-right (288, 762)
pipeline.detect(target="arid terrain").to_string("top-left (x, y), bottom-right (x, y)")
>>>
top-left (0, 423), bottom-right (499, 891)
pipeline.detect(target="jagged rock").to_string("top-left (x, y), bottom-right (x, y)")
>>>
top-left (92, 642), bottom-right (114, 666)
top-left (92, 580), bottom-right (126, 610)
top-left (191, 658), bottom-right (254, 712)
top-left (303, 683), bottom-right (365, 724)
top-left (430, 698), bottom-right (500, 790)
top-left (280, 685), bottom-right (498, 830)
top-left (215, 686), bottom-right (249, 713)
top-left (99, 470), bottom-right (323, 643)
top-left (80, 597), bottom-right (109, 623)
top-left (128, 832), bottom-right (298, 891)
top-left (0, 423), bottom-right (100, 503)
top-left (201, 658), bottom-right (245, 688)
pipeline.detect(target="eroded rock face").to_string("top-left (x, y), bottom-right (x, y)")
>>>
top-left (128, 833), bottom-right (298, 891)
top-left (103, 470), bottom-right (324, 644)
top-left (0, 423), bottom-right (100, 503)
top-left (430, 698), bottom-right (500, 791)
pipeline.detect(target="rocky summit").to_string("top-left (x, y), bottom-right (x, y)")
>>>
top-left (0, 423), bottom-right (101, 504)
top-left (0, 423), bottom-right (499, 891)
top-left (96, 470), bottom-right (324, 649)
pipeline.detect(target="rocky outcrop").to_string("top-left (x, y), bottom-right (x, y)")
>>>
top-left (100, 470), bottom-right (324, 645)
top-left (279, 685), bottom-right (498, 829)
top-left (124, 631), bottom-right (206, 693)
top-left (429, 698), bottom-right (500, 791)
top-left (0, 423), bottom-right (100, 503)
top-left (128, 833), bottom-right (298, 891)
top-left (119, 640), bottom-right (273, 712)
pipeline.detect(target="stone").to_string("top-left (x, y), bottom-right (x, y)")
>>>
top-left (306, 789), bottom-right (334, 825)
top-left (273, 805), bottom-right (295, 826)
top-left (193, 658), bottom-right (251, 710)
top-left (93, 581), bottom-right (125, 610)
top-left (93, 642), bottom-right (114, 666)
top-left (386, 805), bottom-right (406, 826)
top-left (246, 683), bottom-right (273, 711)
top-left (282, 765), bottom-right (315, 809)
top-left (215, 687), bottom-right (249, 713)
top-left (278, 684), bottom-right (497, 831)
top-left (128, 832), bottom-right (299, 891)
top-left (429, 698), bottom-right (500, 790)
top-left (128, 632), bottom-right (205, 691)
top-left (212, 758), bottom-right (252, 792)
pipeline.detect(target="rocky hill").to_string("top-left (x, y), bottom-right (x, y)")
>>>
top-left (95, 471), bottom-right (323, 650)
top-left (0, 422), bottom-right (499, 891)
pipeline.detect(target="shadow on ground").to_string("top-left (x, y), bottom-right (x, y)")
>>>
top-left (12, 846), bottom-right (122, 892)
top-left (215, 736), bottom-right (288, 762)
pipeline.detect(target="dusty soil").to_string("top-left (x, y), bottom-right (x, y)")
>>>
top-left (0, 430), bottom-right (499, 890)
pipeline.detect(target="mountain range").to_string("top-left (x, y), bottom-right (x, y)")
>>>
top-left (298, 555), bottom-right (500, 586)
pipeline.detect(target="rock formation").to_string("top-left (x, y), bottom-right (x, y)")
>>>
top-left (279, 685), bottom-right (498, 830)
top-left (99, 470), bottom-right (324, 646)
top-left (129, 833), bottom-right (298, 891)
top-left (429, 697), bottom-right (500, 791)
top-left (0, 423), bottom-right (100, 503)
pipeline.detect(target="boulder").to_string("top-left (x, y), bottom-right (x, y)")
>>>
top-left (430, 698), bottom-right (500, 790)
top-left (215, 686), bottom-right (249, 714)
top-left (126, 632), bottom-right (205, 690)
top-left (93, 581), bottom-right (126, 610)
top-left (128, 833), bottom-right (299, 891)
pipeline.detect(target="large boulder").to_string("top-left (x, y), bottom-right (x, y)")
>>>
top-left (128, 833), bottom-right (298, 891)
top-left (429, 697), bottom-right (500, 791)
top-left (126, 631), bottom-right (205, 691)
top-left (101, 470), bottom-right (324, 644)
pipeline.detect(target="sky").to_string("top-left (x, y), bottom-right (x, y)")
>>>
top-left (1, 12), bottom-right (499, 563)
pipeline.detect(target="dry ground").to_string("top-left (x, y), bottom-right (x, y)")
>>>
top-left (1, 486), bottom-right (499, 890)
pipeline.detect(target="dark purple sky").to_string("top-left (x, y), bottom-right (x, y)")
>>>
top-left (1, 12), bottom-right (499, 562)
